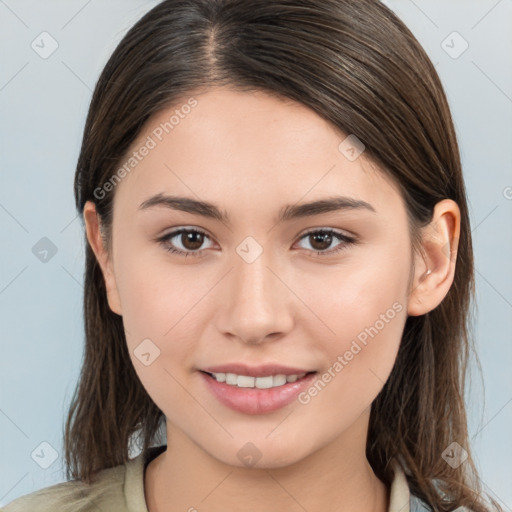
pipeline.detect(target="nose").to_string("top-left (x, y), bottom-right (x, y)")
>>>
top-left (215, 250), bottom-right (294, 345)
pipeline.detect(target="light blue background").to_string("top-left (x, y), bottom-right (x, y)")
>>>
top-left (1, 0), bottom-right (511, 509)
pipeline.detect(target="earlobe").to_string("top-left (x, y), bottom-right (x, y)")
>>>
top-left (407, 199), bottom-right (460, 316)
top-left (83, 201), bottom-right (123, 315)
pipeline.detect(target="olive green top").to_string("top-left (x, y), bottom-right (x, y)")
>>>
top-left (2, 445), bottom-right (428, 511)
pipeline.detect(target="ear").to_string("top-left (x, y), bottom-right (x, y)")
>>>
top-left (407, 199), bottom-right (461, 316)
top-left (83, 201), bottom-right (123, 315)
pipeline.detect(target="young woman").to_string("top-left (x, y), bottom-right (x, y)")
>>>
top-left (3, 0), bottom-right (502, 511)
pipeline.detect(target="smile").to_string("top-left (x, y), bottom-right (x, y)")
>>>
top-left (207, 371), bottom-right (309, 389)
top-left (199, 371), bottom-right (318, 414)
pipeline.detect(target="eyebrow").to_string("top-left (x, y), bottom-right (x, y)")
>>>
top-left (138, 193), bottom-right (376, 224)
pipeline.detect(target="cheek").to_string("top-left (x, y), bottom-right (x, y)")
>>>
top-left (113, 236), bottom-right (199, 339)
top-left (113, 255), bottom-right (202, 415)
top-left (303, 247), bottom-right (408, 334)
top-left (111, 246), bottom-right (194, 381)
top-left (297, 247), bottom-right (410, 396)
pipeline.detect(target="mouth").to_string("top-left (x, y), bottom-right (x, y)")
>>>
top-left (200, 370), bottom-right (317, 389)
top-left (198, 369), bottom-right (318, 415)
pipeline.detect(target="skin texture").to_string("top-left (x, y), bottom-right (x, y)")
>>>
top-left (84, 87), bottom-right (460, 512)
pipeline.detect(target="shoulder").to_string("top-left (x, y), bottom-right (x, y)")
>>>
top-left (1, 463), bottom-right (128, 512)
top-left (2, 445), bottom-right (166, 512)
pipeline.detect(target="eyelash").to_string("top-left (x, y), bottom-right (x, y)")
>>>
top-left (156, 227), bottom-right (357, 258)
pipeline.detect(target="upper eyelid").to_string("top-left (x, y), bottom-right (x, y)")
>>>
top-left (160, 225), bottom-right (353, 238)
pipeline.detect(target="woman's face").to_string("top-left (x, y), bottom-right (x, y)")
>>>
top-left (90, 87), bottom-right (416, 467)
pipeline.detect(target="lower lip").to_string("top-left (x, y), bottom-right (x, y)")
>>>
top-left (199, 371), bottom-right (317, 415)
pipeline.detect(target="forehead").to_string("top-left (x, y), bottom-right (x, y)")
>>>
top-left (112, 86), bottom-right (403, 218)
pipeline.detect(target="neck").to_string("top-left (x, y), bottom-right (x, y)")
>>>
top-left (145, 411), bottom-right (389, 512)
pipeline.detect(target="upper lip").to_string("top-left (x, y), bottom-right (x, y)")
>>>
top-left (200, 363), bottom-right (315, 378)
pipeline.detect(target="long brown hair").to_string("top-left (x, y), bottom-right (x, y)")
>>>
top-left (64, 1), bottom-right (499, 510)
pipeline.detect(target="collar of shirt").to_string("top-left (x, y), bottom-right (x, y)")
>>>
top-left (124, 445), bottom-right (429, 512)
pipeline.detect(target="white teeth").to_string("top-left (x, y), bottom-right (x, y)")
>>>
top-left (237, 375), bottom-right (255, 388)
top-left (255, 375), bottom-right (273, 389)
top-left (273, 374), bottom-right (287, 386)
top-left (225, 373), bottom-right (237, 385)
top-left (210, 372), bottom-right (308, 389)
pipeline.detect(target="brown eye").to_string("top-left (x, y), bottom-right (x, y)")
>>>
top-left (308, 231), bottom-right (334, 251)
top-left (180, 231), bottom-right (204, 251)
top-left (157, 228), bottom-right (213, 257)
top-left (296, 229), bottom-right (356, 256)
